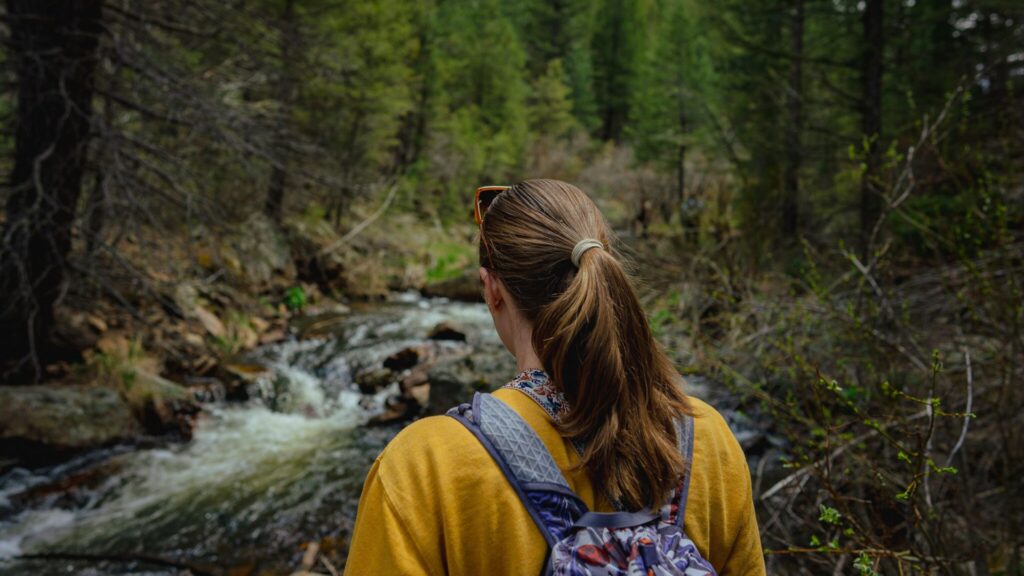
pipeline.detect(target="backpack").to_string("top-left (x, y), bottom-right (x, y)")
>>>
top-left (448, 392), bottom-right (719, 576)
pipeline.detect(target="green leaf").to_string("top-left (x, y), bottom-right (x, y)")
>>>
top-left (818, 504), bottom-right (841, 525)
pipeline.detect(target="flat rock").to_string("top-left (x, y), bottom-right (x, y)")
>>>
top-left (218, 361), bottom-right (266, 400)
top-left (0, 385), bottom-right (141, 464)
top-left (123, 370), bottom-right (202, 438)
top-left (422, 267), bottom-right (483, 302)
top-left (427, 322), bottom-right (467, 342)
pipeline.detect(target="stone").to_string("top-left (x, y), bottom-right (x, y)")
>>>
top-left (384, 346), bottom-right (423, 371)
top-left (366, 396), bottom-right (419, 426)
top-left (407, 383), bottom-right (430, 408)
top-left (0, 385), bottom-right (141, 465)
top-left (468, 349), bottom-right (518, 389)
top-left (355, 367), bottom-right (395, 395)
top-left (426, 355), bottom-right (484, 415)
top-left (421, 266), bottom-right (483, 302)
top-left (293, 305), bottom-right (351, 339)
top-left (218, 361), bottom-right (268, 400)
top-left (121, 370), bottom-right (202, 438)
top-left (172, 282), bottom-right (200, 315)
top-left (220, 213), bottom-right (297, 288)
top-left (427, 321), bottom-right (467, 342)
top-left (400, 363), bottom-right (431, 392)
top-left (52, 307), bottom-right (100, 351)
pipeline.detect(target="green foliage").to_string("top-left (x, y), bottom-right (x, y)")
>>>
top-left (628, 0), bottom-right (713, 170)
top-left (297, 0), bottom-right (421, 184)
top-left (4, 0), bottom-right (1022, 569)
top-left (818, 504), bottom-right (841, 525)
top-left (425, 242), bottom-right (475, 283)
top-left (854, 552), bottom-right (879, 576)
top-left (421, 0), bottom-right (531, 221)
top-left (530, 59), bottom-right (577, 139)
top-left (283, 286), bottom-right (307, 311)
top-left (591, 0), bottom-right (649, 140)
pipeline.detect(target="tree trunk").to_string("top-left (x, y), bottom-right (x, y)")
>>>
top-left (0, 0), bottom-right (104, 381)
top-left (859, 0), bottom-right (884, 256)
top-left (782, 0), bottom-right (803, 242)
top-left (676, 92), bottom-right (686, 220)
top-left (265, 0), bottom-right (297, 223)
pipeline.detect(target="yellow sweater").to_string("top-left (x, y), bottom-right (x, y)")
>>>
top-left (345, 388), bottom-right (765, 575)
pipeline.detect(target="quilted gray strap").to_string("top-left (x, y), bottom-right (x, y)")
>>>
top-left (477, 393), bottom-right (572, 489)
top-left (676, 414), bottom-right (696, 526)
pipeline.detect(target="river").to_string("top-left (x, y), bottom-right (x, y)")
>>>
top-left (0, 295), bottom-right (772, 575)
top-left (0, 295), bottom-right (504, 574)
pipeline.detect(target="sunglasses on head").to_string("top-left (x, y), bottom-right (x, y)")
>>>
top-left (474, 185), bottom-right (511, 267)
top-left (474, 185), bottom-right (511, 226)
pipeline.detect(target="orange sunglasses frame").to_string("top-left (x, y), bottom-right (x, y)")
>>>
top-left (474, 185), bottom-right (511, 267)
top-left (474, 185), bottom-right (511, 226)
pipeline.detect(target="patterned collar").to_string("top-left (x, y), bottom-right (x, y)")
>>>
top-left (502, 369), bottom-right (569, 422)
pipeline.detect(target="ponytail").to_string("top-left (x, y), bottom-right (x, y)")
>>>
top-left (480, 179), bottom-right (691, 510)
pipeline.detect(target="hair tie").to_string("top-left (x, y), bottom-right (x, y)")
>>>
top-left (571, 239), bottom-right (604, 267)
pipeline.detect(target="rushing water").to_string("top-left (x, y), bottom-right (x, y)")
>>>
top-left (0, 294), bottom-right (775, 575)
top-left (0, 295), bottom-right (503, 575)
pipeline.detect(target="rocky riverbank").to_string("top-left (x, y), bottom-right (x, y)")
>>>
top-left (0, 210), bottom-right (486, 473)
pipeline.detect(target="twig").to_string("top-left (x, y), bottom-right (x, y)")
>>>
top-left (319, 555), bottom-right (340, 576)
top-left (945, 348), bottom-right (973, 467)
top-left (761, 409), bottom-right (929, 501)
top-left (319, 183), bottom-right (399, 255)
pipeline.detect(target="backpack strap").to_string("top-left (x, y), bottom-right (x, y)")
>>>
top-left (675, 414), bottom-right (696, 527)
top-left (447, 392), bottom-right (584, 546)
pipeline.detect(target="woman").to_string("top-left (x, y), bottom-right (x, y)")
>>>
top-left (345, 179), bottom-right (764, 575)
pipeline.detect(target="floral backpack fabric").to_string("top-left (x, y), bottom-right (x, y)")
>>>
top-left (447, 385), bottom-right (718, 576)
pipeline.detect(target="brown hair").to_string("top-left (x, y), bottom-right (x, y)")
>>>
top-left (480, 178), bottom-right (691, 509)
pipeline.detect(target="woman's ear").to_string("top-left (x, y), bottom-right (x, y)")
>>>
top-left (479, 267), bottom-right (503, 312)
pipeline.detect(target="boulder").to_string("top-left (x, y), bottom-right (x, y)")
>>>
top-left (293, 303), bottom-right (351, 339)
top-left (427, 321), bottom-right (467, 342)
top-left (468, 349), bottom-right (519, 389)
top-left (401, 363), bottom-right (432, 392)
top-left (0, 385), bottom-right (141, 465)
top-left (383, 346), bottom-right (425, 371)
top-left (366, 395), bottom-right (420, 427)
top-left (120, 370), bottom-right (202, 438)
top-left (220, 213), bottom-right (296, 289)
top-left (355, 367), bottom-right (395, 395)
top-left (218, 361), bottom-right (267, 400)
top-left (422, 266), bottom-right (483, 302)
top-left (425, 356), bottom-right (486, 415)
top-left (407, 383), bottom-right (430, 408)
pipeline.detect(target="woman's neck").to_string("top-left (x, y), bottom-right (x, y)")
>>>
top-left (512, 327), bottom-right (543, 373)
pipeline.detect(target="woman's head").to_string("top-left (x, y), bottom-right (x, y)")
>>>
top-left (478, 178), bottom-right (691, 509)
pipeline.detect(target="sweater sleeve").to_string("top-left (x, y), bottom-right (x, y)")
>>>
top-left (343, 455), bottom-right (435, 576)
top-left (685, 398), bottom-right (766, 576)
top-left (718, 450), bottom-right (766, 576)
